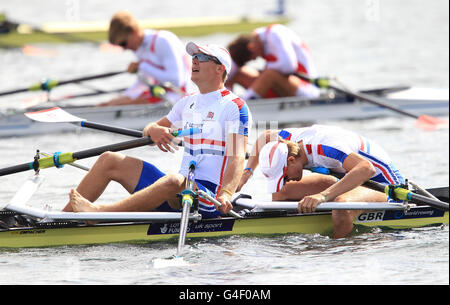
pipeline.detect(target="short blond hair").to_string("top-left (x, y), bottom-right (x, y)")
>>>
top-left (108, 11), bottom-right (140, 45)
top-left (281, 139), bottom-right (301, 159)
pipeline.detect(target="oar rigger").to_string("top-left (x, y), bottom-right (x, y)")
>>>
top-left (294, 72), bottom-right (448, 130)
top-left (32, 150), bottom-right (40, 174)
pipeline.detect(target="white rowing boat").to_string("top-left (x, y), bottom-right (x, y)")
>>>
top-left (0, 14), bottom-right (290, 48)
top-left (1, 87), bottom-right (448, 138)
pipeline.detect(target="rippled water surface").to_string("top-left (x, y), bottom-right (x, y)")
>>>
top-left (0, 0), bottom-right (448, 285)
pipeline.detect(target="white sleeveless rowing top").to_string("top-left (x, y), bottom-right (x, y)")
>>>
top-left (124, 29), bottom-right (196, 101)
top-left (167, 88), bottom-right (252, 187)
top-left (279, 125), bottom-right (404, 185)
top-left (255, 24), bottom-right (319, 97)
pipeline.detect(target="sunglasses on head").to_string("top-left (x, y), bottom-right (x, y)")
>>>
top-left (192, 53), bottom-right (221, 64)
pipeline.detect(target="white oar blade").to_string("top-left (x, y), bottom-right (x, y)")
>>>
top-left (25, 107), bottom-right (84, 123)
top-left (1, 175), bottom-right (45, 211)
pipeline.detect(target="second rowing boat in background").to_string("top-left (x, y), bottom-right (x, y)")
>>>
top-left (0, 86), bottom-right (448, 138)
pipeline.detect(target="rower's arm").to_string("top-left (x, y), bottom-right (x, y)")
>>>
top-left (142, 117), bottom-right (177, 153)
top-left (216, 133), bottom-right (248, 213)
top-left (319, 153), bottom-right (376, 201)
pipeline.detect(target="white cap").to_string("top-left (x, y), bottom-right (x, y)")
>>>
top-left (259, 141), bottom-right (288, 193)
top-left (186, 42), bottom-right (232, 74)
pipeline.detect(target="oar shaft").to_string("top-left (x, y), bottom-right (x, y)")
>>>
top-left (329, 171), bottom-right (448, 211)
top-left (72, 137), bottom-right (153, 160)
top-left (0, 163), bottom-right (33, 176)
top-left (235, 198), bottom-right (407, 211)
top-left (339, 88), bottom-right (418, 119)
top-left (177, 161), bottom-right (197, 257)
top-left (177, 202), bottom-right (191, 256)
top-left (57, 71), bottom-right (125, 87)
top-left (0, 87), bottom-right (29, 97)
top-left (79, 121), bottom-right (196, 145)
top-left (0, 71), bottom-right (126, 97)
top-left (295, 73), bottom-right (419, 119)
top-left (409, 192), bottom-right (448, 210)
top-left (79, 121), bottom-right (143, 138)
top-left (0, 127), bottom-right (199, 177)
top-left (0, 137), bottom-right (153, 177)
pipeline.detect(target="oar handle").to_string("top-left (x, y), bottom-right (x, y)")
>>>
top-left (0, 128), bottom-right (199, 177)
top-left (323, 170), bottom-right (449, 211)
top-left (197, 190), bottom-right (242, 218)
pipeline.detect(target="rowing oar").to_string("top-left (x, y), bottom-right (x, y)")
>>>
top-left (24, 107), bottom-right (253, 157)
top-left (0, 71), bottom-right (126, 97)
top-left (25, 107), bottom-right (254, 165)
top-left (295, 73), bottom-right (448, 131)
top-left (21, 87), bottom-right (127, 110)
top-left (0, 127), bottom-right (199, 177)
top-left (312, 168), bottom-right (449, 211)
top-left (369, 180), bottom-right (448, 211)
top-left (197, 190), bottom-right (242, 218)
top-left (25, 108), bottom-right (255, 162)
top-left (25, 107), bottom-right (144, 138)
top-left (152, 161), bottom-right (198, 268)
top-left (177, 161), bottom-right (197, 257)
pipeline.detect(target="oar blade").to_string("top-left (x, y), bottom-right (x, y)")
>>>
top-left (1, 175), bottom-right (45, 211)
top-left (415, 115), bottom-right (449, 131)
top-left (25, 107), bottom-right (84, 123)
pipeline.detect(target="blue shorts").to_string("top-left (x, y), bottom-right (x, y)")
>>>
top-left (133, 161), bottom-right (221, 219)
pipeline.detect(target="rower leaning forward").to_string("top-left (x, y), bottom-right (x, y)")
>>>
top-left (64, 42), bottom-right (251, 218)
top-left (226, 23), bottom-right (320, 100)
top-left (99, 10), bottom-right (195, 106)
top-left (238, 125), bottom-right (405, 238)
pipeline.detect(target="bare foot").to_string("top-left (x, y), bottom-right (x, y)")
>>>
top-left (69, 189), bottom-right (99, 212)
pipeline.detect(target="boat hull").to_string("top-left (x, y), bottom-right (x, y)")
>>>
top-left (1, 88), bottom-right (448, 138)
top-left (1, 207), bottom-right (447, 248)
top-left (0, 16), bottom-right (289, 48)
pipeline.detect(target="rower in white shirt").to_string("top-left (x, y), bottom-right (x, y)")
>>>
top-left (238, 125), bottom-right (405, 238)
top-left (99, 11), bottom-right (195, 106)
top-left (227, 24), bottom-right (320, 100)
top-left (64, 41), bottom-right (251, 219)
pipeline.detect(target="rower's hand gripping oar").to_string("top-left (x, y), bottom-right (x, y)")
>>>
top-left (295, 73), bottom-right (448, 131)
top-left (311, 167), bottom-right (449, 211)
top-left (25, 107), bottom-right (194, 152)
top-left (0, 127), bottom-right (200, 177)
top-left (26, 108), bottom-right (251, 160)
top-left (197, 190), bottom-right (242, 218)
